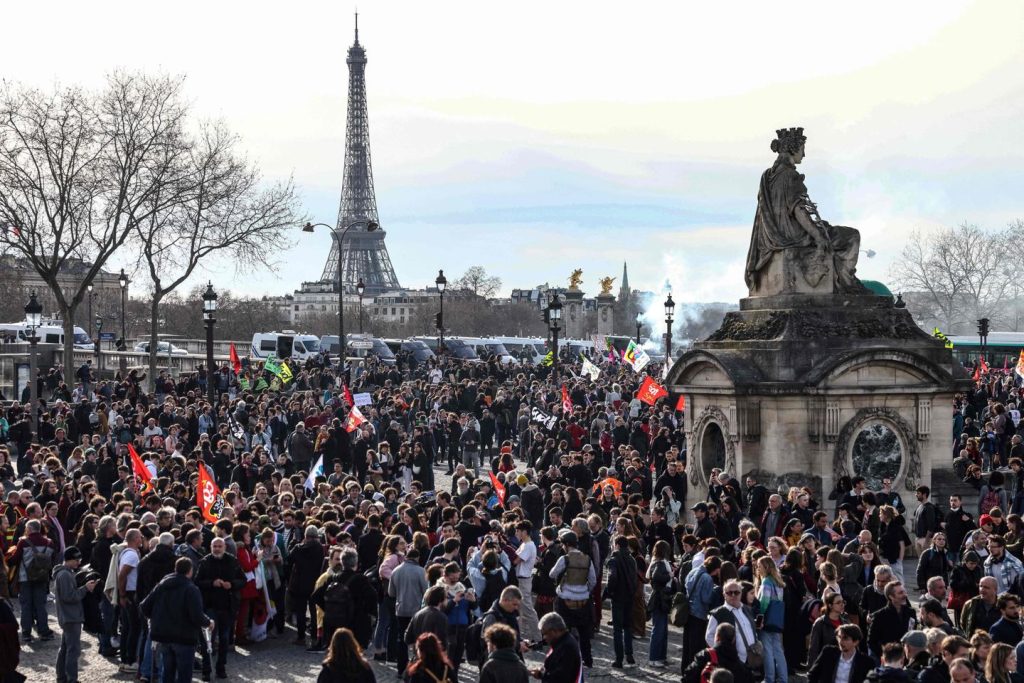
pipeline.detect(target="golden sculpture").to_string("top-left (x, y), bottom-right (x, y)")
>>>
top-left (568, 269), bottom-right (583, 290)
top-left (599, 276), bottom-right (616, 295)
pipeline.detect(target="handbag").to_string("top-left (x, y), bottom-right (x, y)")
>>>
top-left (736, 614), bottom-right (764, 671)
top-left (669, 588), bottom-right (690, 627)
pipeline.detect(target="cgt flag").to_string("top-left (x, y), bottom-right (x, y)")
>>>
top-left (229, 343), bottom-right (242, 374)
top-left (197, 464), bottom-right (224, 523)
top-left (345, 405), bottom-right (366, 433)
top-left (488, 471), bottom-right (506, 506)
top-left (638, 376), bottom-right (668, 406)
top-left (127, 444), bottom-right (154, 496)
top-left (561, 385), bottom-right (573, 415)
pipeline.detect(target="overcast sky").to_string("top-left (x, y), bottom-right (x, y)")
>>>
top-left (4, 0), bottom-right (1023, 306)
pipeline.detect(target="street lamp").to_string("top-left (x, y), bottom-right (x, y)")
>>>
top-left (303, 219), bottom-right (379, 371)
top-left (24, 292), bottom-right (42, 436)
top-left (118, 269), bottom-right (128, 349)
top-left (635, 312), bottom-right (643, 346)
top-left (547, 294), bottom-right (562, 378)
top-left (664, 293), bottom-right (676, 362)
top-left (356, 278), bottom-right (365, 334)
top-left (435, 269), bottom-right (447, 352)
top-left (202, 282), bottom-right (218, 412)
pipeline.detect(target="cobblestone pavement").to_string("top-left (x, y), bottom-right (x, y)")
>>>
top-left (16, 461), bottom-right (922, 682)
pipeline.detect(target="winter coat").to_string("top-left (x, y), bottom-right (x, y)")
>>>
top-left (479, 647), bottom-right (531, 683)
top-left (140, 572), bottom-right (210, 646)
top-left (52, 564), bottom-right (88, 626)
top-left (194, 552), bottom-right (244, 613)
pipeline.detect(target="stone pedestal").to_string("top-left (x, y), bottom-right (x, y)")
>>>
top-left (596, 293), bottom-right (615, 337)
top-left (750, 246), bottom-right (835, 297)
top-left (667, 292), bottom-right (970, 508)
top-left (562, 289), bottom-right (584, 340)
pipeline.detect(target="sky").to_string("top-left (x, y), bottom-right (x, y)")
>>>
top-left (4, 1), bottom-right (1024, 307)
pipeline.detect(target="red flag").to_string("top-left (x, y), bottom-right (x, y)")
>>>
top-left (343, 384), bottom-right (354, 407)
top-left (561, 385), bottom-right (572, 415)
top-left (489, 471), bottom-right (506, 506)
top-left (973, 364), bottom-right (981, 382)
top-left (344, 405), bottom-right (366, 433)
top-left (127, 444), bottom-right (153, 496)
top-left (1004, 355), bottom-right (1010, 372)
top-left (980, 357), bottom-right (990, 375)
top-left (197, 464), bottom-right (224, 523)
top-left (675, 395), bottom-right (686, 412)
top-left (638, 376), bottom-right (668, 406)
top-left (229, 343), bottom-right (242, 374)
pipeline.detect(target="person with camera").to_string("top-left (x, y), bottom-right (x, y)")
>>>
top-left (53, 545), bottom-right (97, 683)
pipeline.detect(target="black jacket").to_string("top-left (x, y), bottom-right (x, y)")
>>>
top-left (137, 543), bottom-right (177, 600)
top-left (539, 632), bottom-right (581, 683)
top-left (287, 540), bottom-right (325, 595)
top-left (194, 552), bottom-right (244, 612)
top-left (682, 645), bottom-right (754, 683)
top-left (807, 645), bottom-right (875, 683)
top-left (140, 573), bottom-right (210, 645)
top-left (356, 528), bottom-right (384, 572)
top-left (867, 603), bottom-right (916, 656)
top-left (604, 549), bottom-right (638, 606)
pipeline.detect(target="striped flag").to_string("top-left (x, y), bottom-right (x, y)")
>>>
top-left (304, 454), bottom-right (324, 492)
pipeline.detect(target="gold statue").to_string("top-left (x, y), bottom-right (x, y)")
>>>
top-left (568, 269), bottom-right (583, 290)
top-left (599, 276), bottom-right (616, 295)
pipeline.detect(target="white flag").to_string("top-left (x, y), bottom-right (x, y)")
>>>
top-left (632, 347), bottom-right (651, 372)
top-left (581, 356), bottom-right (601, 381)
top-left (304, 454), bottom-right (324, 492)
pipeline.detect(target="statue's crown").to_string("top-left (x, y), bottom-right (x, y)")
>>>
top-left (772, 127), bottom-right (806, 154)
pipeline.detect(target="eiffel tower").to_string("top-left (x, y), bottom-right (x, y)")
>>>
top-left (319, 13), bottom-right (401, 294)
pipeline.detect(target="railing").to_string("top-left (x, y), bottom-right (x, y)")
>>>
top-left (72, 349), bottom-right (230, 376)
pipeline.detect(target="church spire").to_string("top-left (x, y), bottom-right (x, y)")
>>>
top-left (618, 261), bottom-right (630, 301)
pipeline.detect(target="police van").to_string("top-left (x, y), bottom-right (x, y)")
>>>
top-left (0, 320), bottom-right (94, 350)
top-left (250, 331), bottom-right (322, 362)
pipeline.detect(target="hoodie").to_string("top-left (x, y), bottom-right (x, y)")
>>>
top-left (52, 564), bottom-right (87, 626)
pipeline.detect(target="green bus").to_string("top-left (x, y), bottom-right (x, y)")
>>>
top-left (945, 332), bottom-right (1024, 369)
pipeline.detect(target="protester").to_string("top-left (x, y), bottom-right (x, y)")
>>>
top-left (53, 546), bottom-right (97, 683)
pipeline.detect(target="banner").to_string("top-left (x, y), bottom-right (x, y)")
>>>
top-left (353, 392), bottom-right (372, 406)
top-left (623, 340), bottom-right (651, 372)
top-left (229, 343), bottom-right (242, 374)
top-left (345, 405), bottom-right (366, 433)
top-left (304, 454), bottom-right (324, 491)
top-left (263, 356), bottom-right (281, 376)
top-left (343, 384), bottom-right (354, 406)
top-left (675, 395), bottom-right (686, 412)
top-left (638, 376), bottom-right (668, 405)
top-left (197, 464), bottom-right (224, 523)
top-left (530, 406), bottom-right (557, 430)
top-left (561, 385), bottom-right (573, 415)
top-left (932, 327), bottom-right (954, 349)
top-left (1016, 350), bottom-right (1024, 378)
top-left (127, 444), bottom-right (154, 496)
top-left (279, 362), bottom-right (293, 384)
top-left (228, 412), bottom-right (246, 441)
top-left (580, 355), bottom-right (600, 381)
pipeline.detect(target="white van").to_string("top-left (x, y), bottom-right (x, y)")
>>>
top-left (250, 331), bottom-right (322, 362)
top-left (0, 320), bottom-right (94, 350)
top-left (320, 335), bottom-right (397, 366)
top-left (462, 337), bottom-right (518, 365)
top-left (495, 336), bottom-right (547, 365)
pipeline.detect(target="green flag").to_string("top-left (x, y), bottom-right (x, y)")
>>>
top-left (264, 356), bottom-right (281, 376)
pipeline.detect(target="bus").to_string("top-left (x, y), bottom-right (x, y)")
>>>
top-left (946, 333), bottom-right (1024, 369)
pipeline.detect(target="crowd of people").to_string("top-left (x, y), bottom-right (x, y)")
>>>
top-left (0, 347), bottom-right (1022, 683)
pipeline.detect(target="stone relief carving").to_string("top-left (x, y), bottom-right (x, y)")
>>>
top-left (834, 407), bottom-right (921, 489)
top-left (690, 405), bottom-right (737, 487)
top-left (707, 308), bottom-right (927, 342)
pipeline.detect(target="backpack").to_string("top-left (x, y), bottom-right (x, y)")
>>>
top-left (981, 487), bottom-right (1002, 515)
top-left (464, 619), bottom-right (484, 665)
top-left (700, 648), bottom-right (719, 683)
top-left (323, 575), bottom-right (354, 626)
top-left (669, 582), bottom-right (690, 627)
top-left (478, 571), bottom-right (507, 613)
top-left (23, 544), bottom-right (54, 583)
top-left (364, 564), bottom-right (383, 600)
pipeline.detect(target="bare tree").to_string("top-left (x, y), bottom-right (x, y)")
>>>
top-left (0, 72), bottom-right (190, 384)
top-left (890, 223), bottom-right (1018, 334)
top-left (454, 266), bottom-right (502, 299)
top-left (133, 119), bottom-right (301, 385)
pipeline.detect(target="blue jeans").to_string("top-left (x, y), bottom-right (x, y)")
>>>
top-left (99, 595), bottom-right (116, 652)
top-left (611, 601), bottom-right (634, 663)
top-left (140, 629), bottom-right (162, 682)
top-left (18, 580), bottom-right (50, 637)
top-left (760, 630), bottom-right (788, 683)
top-left (56, 622), bottom-right (81, 683)
top-left (373, 598), bottom-right (394, 654)
top-left (158, 642), bottom-right (195, 683)
top-left (649, 609), bottom-right (668, 663)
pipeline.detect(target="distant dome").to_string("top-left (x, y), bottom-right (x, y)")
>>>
top-left (861, 280), bottom-right (893, 297)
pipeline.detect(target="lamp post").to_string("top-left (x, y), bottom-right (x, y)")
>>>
top-left (24, 292), bottom-right (42, 437)
top-left (94, 314), bottom-right (102, 374)
top-left (86, 282), bottom-right (94, 339)
top-left (356, 278), bottom-right (365, 334)
top-left (303, 220), bottom-right (379, 371)
top-left (664, 293), bottom-right (676, 362)
top-left (635, 312), bottom-right (643, 346)
top-left (435, 270), bottom-right (447, 352)
top-left (547, 294), bottom-right (562, 378)
top-left (118, 269), bottom-right (128, 349)
top-left (203, 282), bottom-right (218, 413)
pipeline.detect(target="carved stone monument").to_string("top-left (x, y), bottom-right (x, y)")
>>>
top-left (596, 277), bottom-right (616, 337)
top-left (667, 129), bottom-right (969, 505)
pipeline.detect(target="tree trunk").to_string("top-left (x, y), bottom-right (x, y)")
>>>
top-left (148, 296), bottom-right (162, 393)
top-left (60, 304), bottom-right (76, 387)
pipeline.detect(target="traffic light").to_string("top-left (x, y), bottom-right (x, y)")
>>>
top-left (978, 317), bottom-right (990, 338)
top-left (435, 312), bottom-right (443, 330)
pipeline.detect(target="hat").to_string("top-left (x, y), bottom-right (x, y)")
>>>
top-left (372, 492), bottom-right (386, 502)
top-left (62, 546), bottom-right (83, 562)
top-left (964, 550), bottom-right (981, 563)
top-left (516, 474), bottom-right (528, 486)
top-left (901, 631), bottom-right (927, 649)
top-left (507, 495), bottom-right (520, 504)
top-left (979, 514), bottom-right (994, 527)
top-left (799, 532), bottom-right (817, 545)
top-left (691, 502), bottom-right (708, 513)
top-left (558, 530), bottom-right (578, 546)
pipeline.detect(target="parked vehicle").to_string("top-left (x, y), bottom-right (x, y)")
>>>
top-left (382, 338), bottom-right (435, 364)
top-left (495, 337), bottom-right (548, 365)
top-left (412, 336), bottom-right (480, 361)
top-left (461, 337), bottom-right (517, 364)
top-left (250, 331), bottom-right (321, 361)
top-left (0, 320), bottom-right (94, 350)
top-left (320, 335), bottom-right (397, 365)
top-left (133, 341), bottom-right (189, 356)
